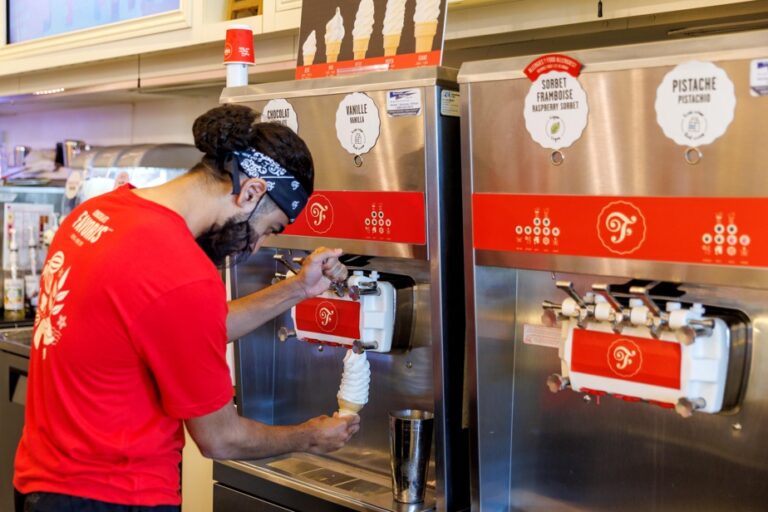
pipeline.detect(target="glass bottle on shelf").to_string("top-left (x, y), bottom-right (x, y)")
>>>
top-left (24, 225), bottom-right (40, 316)
top-left (4, 227), bottom-right (26, 321)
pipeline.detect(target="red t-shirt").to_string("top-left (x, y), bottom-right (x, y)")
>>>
top-left (14, 185), bottom-right (232, 506)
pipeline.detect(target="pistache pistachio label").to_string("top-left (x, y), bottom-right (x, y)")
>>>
top-left (655, 60), bottom-right (735, 146)
top-left (523, 71), bottom-right (589, 150)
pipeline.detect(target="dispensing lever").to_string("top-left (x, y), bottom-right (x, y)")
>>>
top-left (348, 281), bottom-right (379, 301)
top-left (629, 284), bottom-right (664, 337)
top-left (352, 340), bottom-right (379, 354)
top-left (273, 254), bottom-right (345, 297)
top-left (556, 281), bottom-right (586, 308)
top-left (592, 284), bottom-right (623, 312)
top-left (628, 285), bottom-right (662, 316)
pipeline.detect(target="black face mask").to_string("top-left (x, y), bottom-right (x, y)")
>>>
top-left (196, 198), bottom-right (262, 267)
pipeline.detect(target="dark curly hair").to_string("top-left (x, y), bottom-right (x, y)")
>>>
top-left (191, 104), bottom-right (314, 195)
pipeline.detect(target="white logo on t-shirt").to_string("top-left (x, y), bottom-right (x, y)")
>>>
top-left (71, 209), bottom-right (113, 244)
top-left (34, 250), bottom-right (72, 360)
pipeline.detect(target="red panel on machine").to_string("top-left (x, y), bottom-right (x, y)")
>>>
top-left (294, 298), bottom-right (361, 339)
top-left (297, 51), bottom-right (441, 80)
top-left (472, 194), bottom-right (766, 267)
top-left (284, 191), bottom-right (426, 244)
top-left (571, 330), bottom-right (682, 389)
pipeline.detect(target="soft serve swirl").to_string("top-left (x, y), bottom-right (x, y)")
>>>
top-left (414, 0), bottom-right (441, 23)
top-left (337, 349), bottom-right (371, 405)
top-left (382, 0), bottom-right (407, 35)
top-left (302, 29), bottom-right (317, 55)
top-left (352, 0), bottom-right (375, 39)
top-left (325, 7), bottom-right (345, 44)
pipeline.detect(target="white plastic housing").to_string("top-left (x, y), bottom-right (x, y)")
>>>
top-left (291, 271), bottom-right (396, 353)
top-left (559, 317), bottom-right (731, 414)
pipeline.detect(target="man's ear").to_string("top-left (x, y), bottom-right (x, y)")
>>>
top-left (236, 177), bottom-right (268, 209)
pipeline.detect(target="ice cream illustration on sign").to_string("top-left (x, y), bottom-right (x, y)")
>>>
top-left (382, 0), bottom-right (407, 57)
top-left (302, 30), bottom-right (317, 66)
top-left (337, 349), bottom-right (371, 416)
top-left (414, 0), bottom-right (441, 53)
top-left (325, 7), bottom-right (345, 63)
top-left (353, 0), bottom-right (375, 60)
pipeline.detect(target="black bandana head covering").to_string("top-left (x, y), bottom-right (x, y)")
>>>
top-left (227, 149), bottom-right (309, 223)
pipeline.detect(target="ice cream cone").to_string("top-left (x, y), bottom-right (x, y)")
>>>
top-left (326, 41), bottom-right (341, 63)
top-left (353, 37), bottom-right (370, 60)
top-left (338, 398), bottom-right (364, 416)
top-left (414, 20), bottom-right (438, 53)
top-left (383, 33), bottom-right (401, 57)
top-left (303, 52), bottom-right (315, 66)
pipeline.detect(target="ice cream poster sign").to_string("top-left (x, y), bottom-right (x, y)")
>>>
top-left (296, 0), bottom-right (448, 80)
top-left (655, 60), bottom-right (736, 147)
top-left (523, 54), bottom-right (589, 151)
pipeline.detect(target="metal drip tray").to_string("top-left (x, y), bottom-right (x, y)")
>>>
top-left (268, 456), bottom-right (391, 496)
top-left (218, 453), bottom-right (435, 512)
top-left (0, 327), bottom-right (34, 357)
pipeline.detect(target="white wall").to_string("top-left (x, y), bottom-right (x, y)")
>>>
top-left (0, 95), bottom-right (220, 152)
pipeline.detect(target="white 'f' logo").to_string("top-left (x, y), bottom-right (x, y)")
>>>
top-left (596, 201), bottom-right (646, 255)
top-left (604, 211), bottom-right (637, 245)
top-left (607, 338), bottom-right (643, 378)
top-left (306, 194), bottom-right (334, 234)
top-left (310, 202), bottom-right (329, 227)
top-left (315, 300), bottom-right (339, 332)
top-left (612, 345), bottom-right (636, 369)
top-left (318, 306), bottom-right (334, 326)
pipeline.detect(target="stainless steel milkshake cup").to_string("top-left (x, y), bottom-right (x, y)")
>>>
top-left (389, 409), bottom-right (434, 503)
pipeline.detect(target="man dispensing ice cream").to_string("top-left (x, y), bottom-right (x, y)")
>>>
top-left (13, 104), bottom-right (360, 512)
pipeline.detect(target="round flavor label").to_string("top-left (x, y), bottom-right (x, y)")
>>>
top-left (335, 92), bottom-right (381, 156)
top-left (261, 98), bottom-right (299, 133)
top-left (524, 71), bottom-right (589, 150)
top-left (655, 60), bottom-right (735, 147)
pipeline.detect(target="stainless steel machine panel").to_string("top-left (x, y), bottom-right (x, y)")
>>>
top-left (218, 67), bottom-right (467, 512)
top-left (460, 30), bottom-right (768, 511)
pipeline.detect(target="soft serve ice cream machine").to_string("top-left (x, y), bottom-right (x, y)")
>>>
top-left (460, 31), bottom-right (768, 511)
top-left (215, 68), bottom-right (467, 512)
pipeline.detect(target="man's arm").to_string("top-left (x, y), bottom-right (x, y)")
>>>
top-left (226, 276), bottom-right (305, 342)
top-left (226, 247), bottom-right (348, 341)
top-left (185, 400), bottom-right (360, 460)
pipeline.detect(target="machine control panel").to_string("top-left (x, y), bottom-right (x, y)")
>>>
top-left (542, 281), bottom-right (744, 417)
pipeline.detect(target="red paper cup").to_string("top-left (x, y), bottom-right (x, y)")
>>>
top-left (224, 25), bottom-right (254, 64)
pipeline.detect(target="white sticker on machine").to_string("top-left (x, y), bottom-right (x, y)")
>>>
top-left (440, 90), bottom-right (460, 117)
top-left (261, 98), bottom-right (299, 133)
top-left (336, 92), bottom-right (381, 155)
top-left (387, 89), bottom-right (422, 117)
top-left (750, 59), bottom-right (768, 97)
top-left (523, 324), bottom-right (561, 349)
top-left (654, 60), bottom-right (736, 146)
top-left (523, 71), bottom-right (589, 150)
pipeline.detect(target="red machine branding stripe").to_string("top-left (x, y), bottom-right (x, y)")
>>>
top-left (473, 194), bottom-right (767, 267)
top-left (571, 330), bottom-right (682, 389)
top-left (296, 51), bottom-right (441, 80)
top-left (294, 298), bottom-right (361, 340)
top-left (284, 191), bottom-right (426, 244)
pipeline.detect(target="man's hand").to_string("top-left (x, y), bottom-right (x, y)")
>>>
top-left (301, 413), bottom-right (361, 454)
top-left (296, 247), bottom-right (348, 298)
